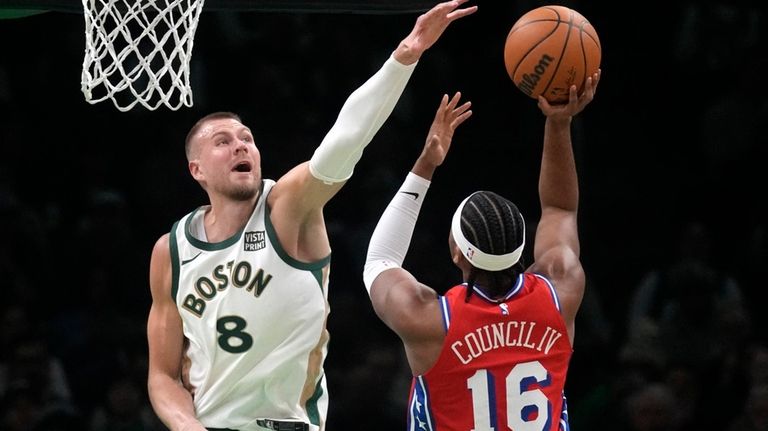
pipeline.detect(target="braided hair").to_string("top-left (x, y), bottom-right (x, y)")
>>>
top-left (455, 191), bottom-right (526, 301)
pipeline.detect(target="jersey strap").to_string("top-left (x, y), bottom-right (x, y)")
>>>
top-left (408, 376), bottom-right (437, 431)
top-left (533, 273), bottom-right (562, 312)
top-left (438, 295), bottom-right (451, 332)
top-left (559, 392), bottom-right (570, 431)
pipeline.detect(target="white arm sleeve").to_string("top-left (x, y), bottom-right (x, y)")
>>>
top-left (363, 172), bottom-right (430, 294)
top-left (309, 55), bottom-right (417, 184)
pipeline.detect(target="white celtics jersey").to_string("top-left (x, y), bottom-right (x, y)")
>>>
top-left (170, 179), bottom-right (330, 431)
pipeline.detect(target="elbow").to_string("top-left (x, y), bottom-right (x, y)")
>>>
top-left (147, 371), bottom-right (163, 398)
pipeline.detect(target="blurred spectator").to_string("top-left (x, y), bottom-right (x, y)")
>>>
top-left (0, 334), bottom-right (78, 431)
top-left (89, 377), bottom-right (163, 431)
top-left (0, 304), bottom-right (32, 368)
top-left (748, 345), bottom-right (768, 387)
top-left (728, 384), bottom-right (768, 431)
top-left (627, 220), bottom-right (746, 370)
top-left (0, 187), bottom-right (48, 306)
top-left (624, 383), bottom-right (681, 431)
top-left (570, 330), bottom-right (666, 431)
top-left (47, 265), bottom-right (148, 413)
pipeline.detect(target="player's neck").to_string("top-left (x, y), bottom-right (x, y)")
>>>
top-left (204, 195), bottom-right (259, 242)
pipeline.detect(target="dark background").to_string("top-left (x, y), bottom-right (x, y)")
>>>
top-left (1, 1), bottom-right (767, 430)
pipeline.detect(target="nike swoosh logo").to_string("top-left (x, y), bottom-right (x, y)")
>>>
top-left (181, 252), bottom-right (202, 265)
top-left (399, 191), bottom-right (420, 200)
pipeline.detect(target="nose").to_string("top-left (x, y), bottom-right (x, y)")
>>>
top-left (234, 139), bottom-right (249, 154)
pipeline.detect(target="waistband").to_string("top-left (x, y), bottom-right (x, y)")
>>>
top-left (256, 419), bottom-right (309, 431)
top-left (208, 419), bottom-right (309, 431)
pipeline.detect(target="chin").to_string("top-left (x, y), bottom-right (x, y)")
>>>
top-left (228, 184), bottom-right (259, 201)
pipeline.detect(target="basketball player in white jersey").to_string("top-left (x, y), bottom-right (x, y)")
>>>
top-left (146, 2), bottom-right (477, 431)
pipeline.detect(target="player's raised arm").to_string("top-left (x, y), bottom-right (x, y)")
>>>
top-left (364, 92), bottom-right (471, 343)
top-left (271, 1), bottom-right (477, 213)
top-left (529, 70), bottom-right (600, 342)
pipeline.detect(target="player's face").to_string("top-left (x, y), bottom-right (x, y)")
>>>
top-left (191, 118), bottom-right (262, 200)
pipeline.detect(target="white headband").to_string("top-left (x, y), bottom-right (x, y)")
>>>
top-left (450, 194), bottom-right (525, 271)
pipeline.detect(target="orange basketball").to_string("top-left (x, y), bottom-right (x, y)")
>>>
top-left (504, 5), bottom-right (601, 104)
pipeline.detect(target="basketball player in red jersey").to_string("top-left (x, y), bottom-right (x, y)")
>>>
top-left (362, 70), bottom-right (600, 431)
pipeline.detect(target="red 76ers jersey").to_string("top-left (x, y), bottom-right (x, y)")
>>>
top-left (407, 273), bottom-right (572, 431)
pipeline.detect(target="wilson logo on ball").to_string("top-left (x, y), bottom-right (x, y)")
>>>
top-left (517, 53), bottom-right (555, 96)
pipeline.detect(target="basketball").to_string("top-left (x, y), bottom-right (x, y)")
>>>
top-left (504, 5), bottom-right (601, 104)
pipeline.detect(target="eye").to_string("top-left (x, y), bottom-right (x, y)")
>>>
top-left (216, 139), bottom-right (228, 146)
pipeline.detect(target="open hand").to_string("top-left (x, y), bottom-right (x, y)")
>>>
top-left (414, 92), bottom-right (472, 175)
top-left (395, 0), bottom-right (478, 64)
top-left (538, 69), bottom-right (601, 120)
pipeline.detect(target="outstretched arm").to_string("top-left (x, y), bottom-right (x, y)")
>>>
top-left (364, 93), bottom-right (472, 344)
top-left (529, 70), bottom-right (600, 343)
top-left (272, 0), bottom-right (477, 211)
top-left (311, 0), bottom-right (477, 186)
top-left (268, 1), bottom-right (476, 263)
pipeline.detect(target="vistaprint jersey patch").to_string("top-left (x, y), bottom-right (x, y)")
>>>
top-left (244, 231), bottom-right (266, 251)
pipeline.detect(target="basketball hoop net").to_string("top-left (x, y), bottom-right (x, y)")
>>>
top-left (80, 0), bottom-right (206, 112)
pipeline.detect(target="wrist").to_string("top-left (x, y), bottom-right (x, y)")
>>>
top-left (392, 42), bottom-right (422, 65)
top-left (546, 116), bottom-right (572, 128)
top-left (402, 171), bottom-right (432, 190)
top-left (411, 157), bottom-right (438, 180)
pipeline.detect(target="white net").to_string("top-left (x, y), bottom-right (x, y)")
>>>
top-left (81, 0), bottom-right (206, 112)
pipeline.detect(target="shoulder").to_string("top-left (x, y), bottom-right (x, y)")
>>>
top-left (528, 247), bottom-right (585, 303)
top-left (524, 272), bottom-right (563, 307)
top-left (152, 233), bottom-right (172, 257)
top-left (442, 284), bottom-right (467, 302)
top-left (528, 249), bottom-right (584, 331)
top-left (149, 233), bottom-right (174, 301)
top-left (437, 284), bottom-right (476, 322)
top-left (150, 233), bottom-right (172, 280)
top-left (529, 244), bottom-right (583, 287)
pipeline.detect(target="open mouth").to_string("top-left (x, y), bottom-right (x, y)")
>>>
top-left (233, 161), bottom-right (252, 173)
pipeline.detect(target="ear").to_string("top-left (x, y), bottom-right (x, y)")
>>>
top-left (451, 246), bottom-right (474, 283)
top-left (189, 160), bottom-right (204, 182)
top-left (450, 243), bottom-right (462, 266)
top-left (450, 241), bottom-right (471, 272)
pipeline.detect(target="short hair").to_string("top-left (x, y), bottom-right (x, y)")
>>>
top-left (458, 191), bottom-right (526, 300)
top-left (185, 112), bottom-right (242, 160)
